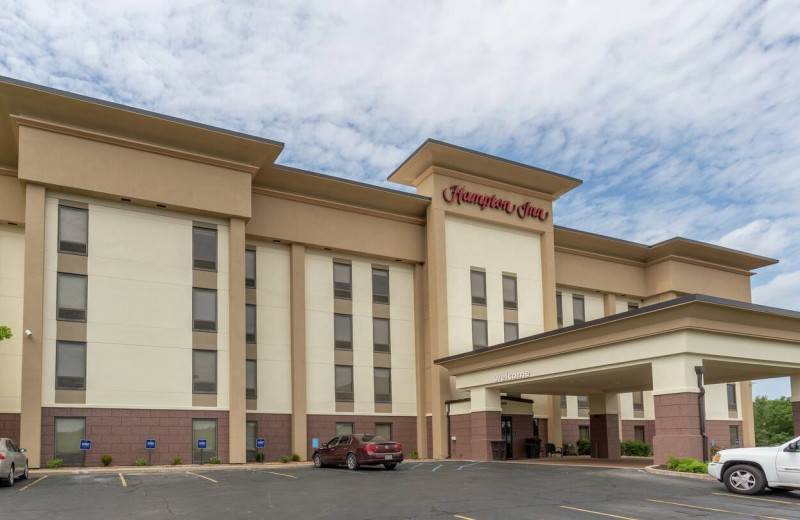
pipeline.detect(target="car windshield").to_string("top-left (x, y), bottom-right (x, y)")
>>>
top-left (359, 435), bottom-right (387, 443)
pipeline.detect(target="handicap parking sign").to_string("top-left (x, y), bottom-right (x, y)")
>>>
top-left (312, 438), bottom-right (319, 449)
top-left (79, 439), bottom-right (92, 451)
top-left (146, 439), bottom-right (157, 450)
top-left (197, 439), bottom-right (207, 449)
top-left (256, 438), bottom-right (266, 449)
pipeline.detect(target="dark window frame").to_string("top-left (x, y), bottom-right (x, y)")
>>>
top-left (246, 359), bottom-right (257, 399)
top-left (503, 322), bottom-right (519, 342)
top-left (192, 288), bottom-right (218, 332)
top-left (334, 313), bottom-right (353, 350)
top-left (472, 319), bottom-right (488, 349)
top-left (727, 383), bottom-right (738, 411)
top-left (372, 268), bottom-right (390, 304)
top-left (375, 423), bottom-right (393, 440)
top-left (333, 262), bottom-right (352, 300)
top-left (556, 292), bottom-right (563, 328)
top-left (335, 365), bottom-right (354, 402)
top-left (245, 249), bottom-right (257, 289)
top-left (470, 270), bottom-right (487, 306)
top-left (578, 425), bottom-right (590, 441)
top-left (374, 367), bottom-right (392, 404)
top-left (246, 304), bottom-right (257, 343)
top-left (192, 418), bottom-right (218, 464)
top-left (577, 395), bottom-right (590, 409)
top-left (335, 423), bottom-right (355, 436)
top-left (502, 275), bottom-right (518, 310)
top-left (57, 205), bottom-right (89, 255)
top-left (55, 340), bottom-right (87, 390)
top-left (55, 416), bottom-right (87, 467)
top-left (192, 349), bottom-right (218, 394)
top-left (572, 294), bottom-right (586, 324)
top-left (634, 425), bottom-right (646, 443)
top-left (632, 391), bottom-right (645, 412)
top-left (57, 272), bottom-right (88, 322)
top-left (192, 226), bottom-right (218, 272)
top-left (373, 317), bottom-right (391, 353)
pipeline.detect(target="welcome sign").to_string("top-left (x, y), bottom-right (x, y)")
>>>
top-left (442, 185), bottom-right (549, 221)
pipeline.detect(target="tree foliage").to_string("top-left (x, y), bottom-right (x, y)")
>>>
top-left (0, 325), bottom-right (11, 342)
top-left (754, 396), bottom-right (794, 446)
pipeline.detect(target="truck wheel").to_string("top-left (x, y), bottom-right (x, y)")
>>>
top-left (723, 464), bottom-right (767, 495)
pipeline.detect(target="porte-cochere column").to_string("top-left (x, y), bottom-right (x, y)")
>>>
top-left (588, 393), bottom-right (621, 459)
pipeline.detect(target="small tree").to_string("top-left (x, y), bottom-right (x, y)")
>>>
top-left (0, 326), bottom-right (11, 342)
top-left (754, 396), bottom-right (793, 446)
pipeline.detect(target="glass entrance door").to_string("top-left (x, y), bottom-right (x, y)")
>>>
top-left (501, 416), bottom-right (513, 459)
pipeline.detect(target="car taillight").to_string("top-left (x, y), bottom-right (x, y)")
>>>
top-left (395, 444), bottom-right (402, 451)
top-left (365, 444), bottom-right (378, 452)
top-left (0, 453), bottom-right (4, 460)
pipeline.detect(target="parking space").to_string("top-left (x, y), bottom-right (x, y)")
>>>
top-left (3, 461), bottom-right (800, 519)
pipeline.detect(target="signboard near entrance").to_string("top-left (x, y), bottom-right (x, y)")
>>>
top-left (256, 438), bottom-right (266, 449)
top-left (493, 370), bottom-right (531, 383)
top-left (197, 439), bottom-right (207, 450)
top-left (146, 439), bottom-right (157, 450)
top-left (442, 185), bottom-right (549, 222)
top-left (79, 439), bottom-right (92, 451)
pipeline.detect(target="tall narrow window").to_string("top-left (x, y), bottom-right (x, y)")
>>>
top-left (246, 359), bottom-right (257, 399)
top-left (336, 422), bottom-right (354, 436)
top-left (627, 302), bottom-right (639, 311)
top-left (333, 262), bottom-right (352, 299)
top-left (373, 318), bottom-right (391, 353)
top-left (634, 426), bottom-right (645, 443)
top-left (472, 319), bottom-right (488, 349)
top-left (335, 365), bottom-right (354, 402)
top-left (55, 417), bottom-right (86, 467)
top-left (632, 391), bottom-right (644, 412)
top-left (375, 423), bottom-right (392, 440)
top-left (578, 425), bottom-right (590, 441)
top-left (246, 304), bottom-right (257, 343)
top-left (572, 295), bottom-right (585, 324)
top-left (502, 275), bottom-right (517, 310)
top-left (246, 421), bottom-right (258, 461)
top-left (556, 292), bottom-right (563, 328)
top-left (334, 314), bottom-right (353, 350)
top-left (470, 270), bottom-right (486, 305)
top-left (560, 395), bottom-right (567, 410)
top-left (245, 249), bottom-right (256, 288)
top-left (192, 419), bottom-right (218, 464)
top-left (192, 350), bottom-right (217, 394)
top-left (56, 341), bottom-right (86, 390)
top-left (504, 322), bottom-right (519, 342)
top-left (193, 227), bottom-right (217, 271)
top-left (727, 383), bottom-right (738, 411)
top-left (372, 268), bottom-right (390, 304)
top-left (577, 395), bottom-right (589, 410)
top-left (193, 288), bottom-right (217, 332)
top-left (57, 273), bottom-right (87, 322)
top-left (58, 205), bottom-right (88, 255)
top-left (374, 368), bottom-right (392, 403)
top-left (729, 425), bottom-right (739, 447)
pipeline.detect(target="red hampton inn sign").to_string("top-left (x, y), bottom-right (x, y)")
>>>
top-left (442, 185), bottom-right (549, 221)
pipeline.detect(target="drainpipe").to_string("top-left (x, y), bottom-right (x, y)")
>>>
top-left (446, 401), bottom-right (452, 459)
top-left (695, 366), bottom-right (709, 462)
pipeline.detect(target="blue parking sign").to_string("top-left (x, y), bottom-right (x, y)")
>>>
top-left (80, 439), bottom-right (92, 451)
top-left (256, 438), bottom-right (266, 449)
top-left (197, 439), bottom-right (207, 450)
top-left (312, 438), bottom-right (319, 449)
top-left (146, 439), bottom-right (157, 450)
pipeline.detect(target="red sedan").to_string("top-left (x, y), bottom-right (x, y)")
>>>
top-left (313, 434), bottom-right (403, 470)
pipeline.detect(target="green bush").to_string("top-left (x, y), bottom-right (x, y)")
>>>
top-left (134, 458), bottom-right (148, 467)
top-left (171, 457), bottom-right (182, 466)
top-left (576, 439), bottom-right (591, 455)
top-left (291, 453), bottom-right (301, 462)
top-left (209, 456), bottom-right (221, 464)
top-left (620, 440), bottom-right (652, 457)
top-left (254, 453), bottom-right (265, 462)
top-left (666, 455), bottom-right (707, 473)
top-left (101, 455), bottom-right (112, 467)
top-left (47, 459), bottom-right (63, 469)
top-left (409, 451), bottom-right (419, 460)
top-left (280, 455), bottom-right (290, 463)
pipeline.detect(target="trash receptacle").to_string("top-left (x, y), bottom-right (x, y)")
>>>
top-left (525, 438), bottom-right (542, 458)
top-left (491, 441), bottom-right (507, 461)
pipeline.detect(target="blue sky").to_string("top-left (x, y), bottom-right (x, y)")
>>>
top-left (2, 1), bottom-right (798, 398)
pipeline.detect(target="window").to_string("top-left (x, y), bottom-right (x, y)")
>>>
top-left (58, 206), bottom-right (88, 255)
top-left (470, 270), bottom-right (486, 305)
top-left (335, 365), bottom-right (354, 402)
top-left (472, 319), bottom-right (488, 349)
top-left (729, 425), bottom-right (740, 447)
top-left (560, 395), bottom-right (567, 409)
top-left (57, 273), bottom-right (87, 322)
top-left (372, 268), bottom-right (390, 304)
top-left (373, 318), bottom-right (391, 353)
top-left (634, 426), bottom-right (645, 443)
top-left (192, 350), bottom-right (217, 394)
top-left (56, 341), bottom-right (86, 390)
top-left (504, 322), bottom-right (518, 342)
top-left (727, 383), bottom-right (738, 411)
top-left (193, 227), bottom-right (217, 271)
top-left (628, 302), bottom-right (639, 311)
top-left (245, 249), bottom-right (256, 288)
top-left (246, 421), bottom-right (258, 461)
top-left (556, 292), bottom-right (563, 328)
top-left (334, 314), bottom-right (353, 350)
top-left (375, 423), bottom-right (392, 440)
top-left (246, 360), bottom-right (257, 399)
top-left (578, 425), bottom-right (590, 441)
top-left (502, 275), bottom-right (517, 310)
top-left (374, 368), bottom-right (392, 403)
top-left (333, 262), bottom-right (352, 299)
top-left (246, 304), bottom-right (257, 343)
top-left (192, 419), bottom-right (218, 464)
top-left (572, 295), bottom-right (585, 324)
top-left (577, 395), bottom-right (589, 409)
top-left (632, 391), bottom-right (644, 412)
top-left (335, 423), bottom-right (354, 436)
top-left (193, 288), bottom-right (217, 332)
top-left (55, 417), bottom-right (85, 466)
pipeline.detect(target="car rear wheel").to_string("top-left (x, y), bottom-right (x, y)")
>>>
top-left (6, 465), bottom-right (14, 487)
top-left (384, 463), bottom-right (397, 470)
top-left (346, 453), bottom-right (360, 471)
top-left (313, 453), bottom-right (325, 468)
top-left (723, 464), bottom-right (767, 495)
top-left (21, 462), bottom-right (28, 480)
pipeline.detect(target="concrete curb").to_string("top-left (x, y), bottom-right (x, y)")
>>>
top-left (644, 465), bottom-right (715, 481)
top-left (30, 461), bottom-right (314, 476)
top-left (501, 459), bottom-right (648, 470)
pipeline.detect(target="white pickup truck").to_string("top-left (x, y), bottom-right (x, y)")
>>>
top-left (708, 436), bottom-right (800, 495)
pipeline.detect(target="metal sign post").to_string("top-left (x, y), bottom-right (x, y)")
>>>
top-left (197, 439), bottom-right (207, 465)
top-left (312, 438), bottom-right (319, 449)
top-left (79, 439), bottom-right (92, 468)
top-left (145, 439), bottom-right (157, 467)
top-left (256, 438), bottom-right (265, 462)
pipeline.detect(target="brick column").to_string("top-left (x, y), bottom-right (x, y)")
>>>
top-left (791, 375), bottom-right (800, 437)
top-left (652, 393), bottom-right (704, 465)
top-left (470, 387), bottom-right (502, 460)
top-left (588, 393), bottom-right (620, 459)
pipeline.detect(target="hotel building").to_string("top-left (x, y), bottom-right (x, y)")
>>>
top-left (1, 76), bottom-right (799, 468)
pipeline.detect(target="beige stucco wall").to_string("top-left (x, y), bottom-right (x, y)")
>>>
top-left (555, 251), bottom-right (646, 297)
top-left (445, 216), bottom-right (544, 355)
top-left (0, 225), bottom-right (25, 413)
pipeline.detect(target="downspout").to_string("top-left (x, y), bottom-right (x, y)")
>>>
top-left (446, 401), bottom-right (452, 459)
top-left (695, 366), bottom-right (709, 462)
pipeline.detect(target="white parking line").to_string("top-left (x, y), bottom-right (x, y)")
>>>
top-left (431, 464), bottom-right (443, 472)
top-left (457, 462), bottom-right (483, 470)
top-left (409, 463), bottom-right (424, 471)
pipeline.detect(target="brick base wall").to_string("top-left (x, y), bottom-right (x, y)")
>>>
top-left (653, 393), bottom-right (703, 465)
top-left (306, 415), bottom-right (418, 460)
top-left (426, 415), bottom-right (432, 458)
top-left (449, 413), bottom-right (472, 460)
top-left (589, 414), bottom-right (621, 459)
top-left (621, 419), bottom-right (655, 446)
top-left (471, 411), bottom-right (501, 460)
top-left (508, 414), bottom-right (534, 459)
top-left (246, 413), bottom-right (291, 462)
top-left (561, 418), bottom-right (590, 447)
top-left (0, 413), bottom-right (20, 445)
top-left (707, 419), bottom-right (744, 451)
top-left (41, 407), bottom-right (229, 467)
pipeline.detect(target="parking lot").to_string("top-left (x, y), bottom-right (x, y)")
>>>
top-left (3, 461), bottom-right (799, 519)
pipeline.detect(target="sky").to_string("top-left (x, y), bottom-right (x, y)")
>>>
top-left (1, 1), bottom-right (798, 398)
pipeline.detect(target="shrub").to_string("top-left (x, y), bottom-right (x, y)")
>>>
top-left (620, 440), bottom-right (652, 457)
top-left (171, 457), bottom-right (182, 466)
top-left (254, 453), bottom-right (265, 462)
top-left (291, 453), bottom-right (301, 462)
top-left (47, 459), bottom-right (63, 469)
top-left (666, 455), bottom-right (707, 473)
top-left (409, 451), bottom-right (419, 460)
top-left (576, 439), bottom-right (591, 455)
top-left (710, 445), bottom-right (721, 457)
top-left (101, 455), bottom-right (112, 467)
top-left (209, 456), bottom-right (221, 464)
top-left (280, 455), bottom-right (290, 463)
top-left (134, 458), bottom-right (147, 467)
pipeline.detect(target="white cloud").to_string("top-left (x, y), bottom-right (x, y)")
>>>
top-left (716, 219), bottom-right (789, 258)
top-left (753, 270), bottom-right (800, 311)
